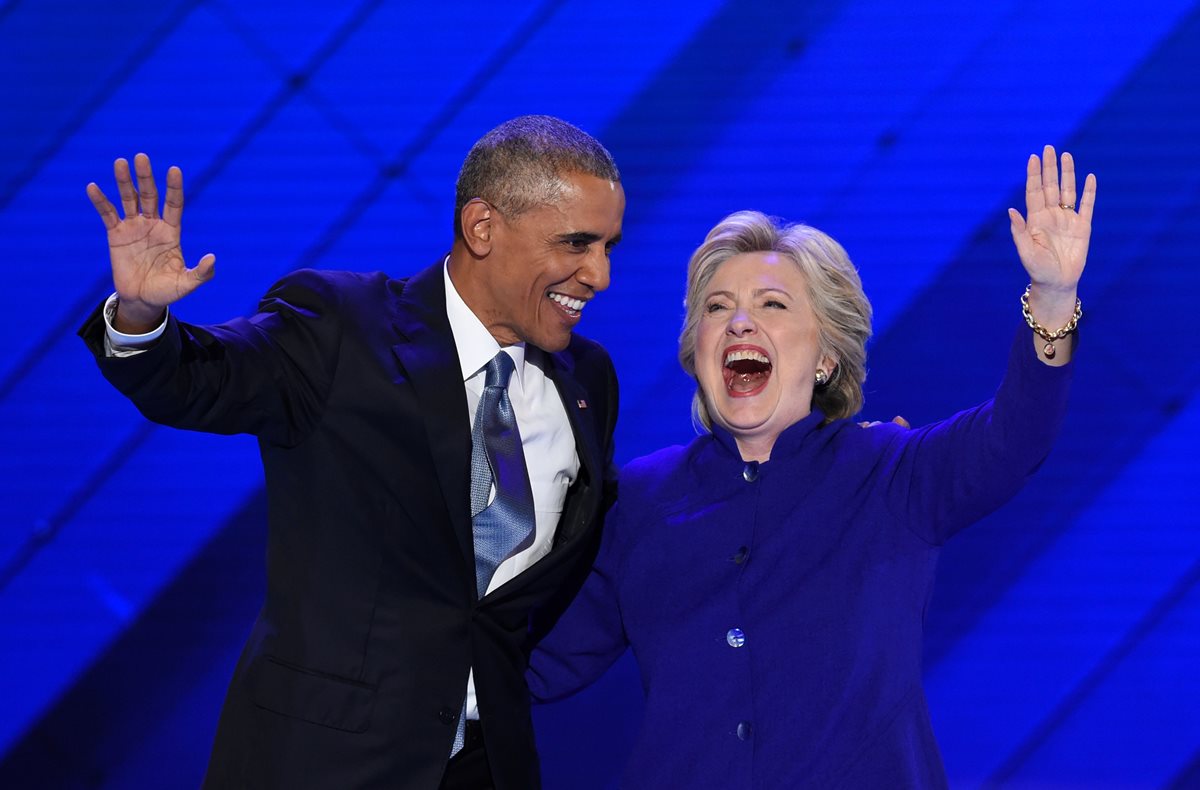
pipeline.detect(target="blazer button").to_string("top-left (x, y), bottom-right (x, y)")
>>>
top-left (737, 721), bottom-right (753, 740)
top-left (438, 707), bottom-right (457, 725)
top-left (742, 462), bottom-right (759, 482)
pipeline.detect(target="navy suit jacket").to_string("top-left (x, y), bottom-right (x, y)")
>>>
top-left (79, 261), bottom-right (619, 789)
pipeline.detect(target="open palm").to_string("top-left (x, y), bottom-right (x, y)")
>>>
top-left (1008, 145), bottom-right (1097, 291)
top-left (87, 154), bottom-right (214, 327)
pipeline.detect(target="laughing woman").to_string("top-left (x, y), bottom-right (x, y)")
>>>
top-left (527, 147), bottom-right (1096, 789)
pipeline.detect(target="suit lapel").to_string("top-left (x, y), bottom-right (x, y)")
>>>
top-left (544, 350), bottom-right (603, 548)
top-left (389, 262), bottom-right (475, 576)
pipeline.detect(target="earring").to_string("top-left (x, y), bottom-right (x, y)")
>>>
top-left (814, 370), bottom-right (828, 386)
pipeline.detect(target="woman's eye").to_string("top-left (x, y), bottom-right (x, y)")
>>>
top-left (705, 302), bottom-right (727, 313)
top-left (764, 300), bottom-right (787, 309)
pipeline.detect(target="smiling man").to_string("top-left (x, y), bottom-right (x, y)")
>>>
top-left (79, 116), bottom-right (624, 790)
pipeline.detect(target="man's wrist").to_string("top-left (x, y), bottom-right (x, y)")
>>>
top-left (104, 294), bottom-right (168, 349)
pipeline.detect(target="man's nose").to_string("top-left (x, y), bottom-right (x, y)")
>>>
top-left (578, 250), bottom-right (610, 293)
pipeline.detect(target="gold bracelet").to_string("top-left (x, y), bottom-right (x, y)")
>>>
top-left (1021, 284), bottom-right (1082, 359)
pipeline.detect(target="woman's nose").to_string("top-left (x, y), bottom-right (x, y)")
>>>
top-left (726, 308), bottom-right (755, 336)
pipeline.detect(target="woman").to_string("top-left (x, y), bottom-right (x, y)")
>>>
top-left (527, 147), bottom-right (1096, 788)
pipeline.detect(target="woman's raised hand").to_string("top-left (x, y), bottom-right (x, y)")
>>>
top-left (1008, 145), bottom-right (1096, 297)
top-left (1008, 146), bottom-right (1096, 363)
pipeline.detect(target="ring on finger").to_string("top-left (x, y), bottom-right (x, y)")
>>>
top-left (1059, 202), bottom-right (1075, 210)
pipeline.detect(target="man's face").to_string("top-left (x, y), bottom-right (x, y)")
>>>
top-left (475, 172), bottom-right (625, 352)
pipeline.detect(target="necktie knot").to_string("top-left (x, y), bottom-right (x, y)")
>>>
top-left (484, 351), bottom-right (515, 390)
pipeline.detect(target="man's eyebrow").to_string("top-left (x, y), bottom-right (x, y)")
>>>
top-left (556, 231), bottom-right (603, 244)
top-left (555, 231), bottom-right (622, 246)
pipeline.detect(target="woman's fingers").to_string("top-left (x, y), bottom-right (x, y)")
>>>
top-left (1008, 206), bottom-right (1026, 233)
top-left (1059, 151), bottom-right (1077, 210)
top-left (1024, 153), bottom-right (1045, 215)
top-left (1041, 144), bottom-right (1060, 209)
top-left (1079, 172), bottom-right (1098, 224)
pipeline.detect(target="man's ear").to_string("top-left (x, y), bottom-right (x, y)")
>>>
top-left (461, 199), bottom-right (494, 257)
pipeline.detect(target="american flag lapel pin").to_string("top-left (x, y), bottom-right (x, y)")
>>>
top-left (576, 399), bottom-right (588, 409)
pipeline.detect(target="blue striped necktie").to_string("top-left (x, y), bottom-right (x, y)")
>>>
top-left (469, 350), bottom-right (536, 595)
top-left (453, 350), bottom-right (536, 756)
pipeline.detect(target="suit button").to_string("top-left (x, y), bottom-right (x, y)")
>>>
top-left (737, 721), bottom-right (752, 740)
top-left (438, 707), bottom-right (457, 725)
top-left (742, 462), bottom-right (759, 482)
top-left (726, 628), bottom-right (746, 648)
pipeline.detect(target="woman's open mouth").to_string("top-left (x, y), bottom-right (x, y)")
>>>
top-left (723, 346), bottom-right (771, 397)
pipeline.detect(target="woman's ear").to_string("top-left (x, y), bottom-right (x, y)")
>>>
top-left (818, 352), bottom-right (839, 383)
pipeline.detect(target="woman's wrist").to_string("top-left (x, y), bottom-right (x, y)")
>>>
top-left (1021, 283), bottom-right (1081, 363)
top-left (1025, 283), bottom-right (1079, 328)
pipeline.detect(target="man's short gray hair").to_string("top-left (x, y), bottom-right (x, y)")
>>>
top-left (454, 115), bottom-right (620, 236)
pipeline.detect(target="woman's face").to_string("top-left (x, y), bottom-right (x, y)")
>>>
top-left (695, 251), bottom-right (834, 460)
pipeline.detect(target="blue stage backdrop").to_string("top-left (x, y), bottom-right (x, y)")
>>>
top-left (1, 1), bottom-right (1199, 787)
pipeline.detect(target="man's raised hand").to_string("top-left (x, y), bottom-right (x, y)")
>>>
top-left (87, 153), bottom-right (215, 333)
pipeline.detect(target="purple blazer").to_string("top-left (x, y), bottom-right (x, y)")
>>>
top-left (528, 327), bottom-right (1072, 789)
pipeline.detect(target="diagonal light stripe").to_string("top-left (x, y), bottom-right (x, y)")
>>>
top-left (926, 389), bottom-right (1200, 787)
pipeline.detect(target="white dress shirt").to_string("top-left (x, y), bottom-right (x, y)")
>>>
top-left (103, 262), bottom-right (580, 722)
top-left (442, 262), bottom-right (578, 720)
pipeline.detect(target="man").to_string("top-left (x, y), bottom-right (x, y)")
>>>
top-left (79, 116), bottom-right (625, 789)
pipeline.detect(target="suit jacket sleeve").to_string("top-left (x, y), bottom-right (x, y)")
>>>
top-left (78, 269), bottom-right (344, 448)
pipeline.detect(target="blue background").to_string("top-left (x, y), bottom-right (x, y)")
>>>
top-left (1, 0), bottom-right (1198, 787)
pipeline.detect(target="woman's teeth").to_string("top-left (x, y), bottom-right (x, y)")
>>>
top-left (724, 349), bottom-right (769, 365)
top-left (724, 350), bottom-right (772, 394)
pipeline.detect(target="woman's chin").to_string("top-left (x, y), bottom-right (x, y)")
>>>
top-left (714, 407), bottom-right (773, 438)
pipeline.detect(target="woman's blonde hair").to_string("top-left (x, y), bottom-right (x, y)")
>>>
top-left (678, 211), bottom-right (873, 429)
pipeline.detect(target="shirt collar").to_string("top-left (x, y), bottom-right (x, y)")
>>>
top-left (443, 257), bottom-right (527, 386)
